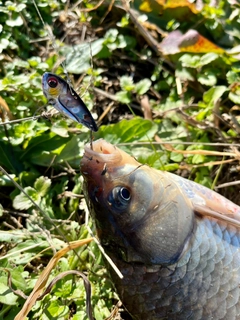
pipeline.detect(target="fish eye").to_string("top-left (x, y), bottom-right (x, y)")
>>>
top-left (108, 186), bottom-right (131, 210)
top-left (119, 187), bottom-right (131, 201)
top-left (47, 77), bottom-right (58, 88)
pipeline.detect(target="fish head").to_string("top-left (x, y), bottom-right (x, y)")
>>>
top-left (81, 139), bottom-right (195, 265)
top-left (42, 72), bottom-right (98, 132)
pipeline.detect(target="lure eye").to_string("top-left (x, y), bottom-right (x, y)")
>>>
top-left (47, 77), bottom-right (58, 88)
top-left (108, 186), bottom-right (131, 210)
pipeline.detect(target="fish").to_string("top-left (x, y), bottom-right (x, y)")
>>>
top-left (80, 139), bottom-right (240, 320)
top-left (42, 72), bottom-right (98, 132)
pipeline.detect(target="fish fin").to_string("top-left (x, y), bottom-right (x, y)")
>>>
top-left (193, 203), bottom-right (240, 228)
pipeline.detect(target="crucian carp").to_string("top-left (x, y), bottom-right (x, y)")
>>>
top-left (81, 139), bottom-right (240, 320)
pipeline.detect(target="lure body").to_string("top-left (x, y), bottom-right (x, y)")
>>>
top-left (81, 139), bottom-right (240, 320)
top-left (42, 72), bottom-right (98, 131)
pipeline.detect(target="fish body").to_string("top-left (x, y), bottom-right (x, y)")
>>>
top-left (80, 139), bottom-right (240, 320)
top-left (42, 72), bottom-right (98, 131)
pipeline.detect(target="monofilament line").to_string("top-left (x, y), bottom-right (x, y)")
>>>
top-left (31, 0), bottom-right (72, 88)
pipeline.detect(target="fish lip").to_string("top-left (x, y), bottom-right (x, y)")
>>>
top-left (80, 139), bottom-right (140, 176)
top-left (80, 139), bottom-right (123, 187)
top-left (81, 139), bottom-right (122, 165)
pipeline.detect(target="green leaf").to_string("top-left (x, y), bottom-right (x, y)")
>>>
top-left (9, 267), bottom-right (27, 291)
top-left (34, 176), bottom-right (51, 197)
top-left (198, 53), bottom-right (219, 67)
top-left (21, 133), bottom-right (71, 167)
top-left (197, 72), bottom-right (217, 86)
top-left (115, 91), bottom-right (131, 103)
top-left (10, 121), bottom-right (36, 146)
top-left (13, 187), bottom-right (40, 210)
top-left (0, 230), bottom-right (27, 242)
top-left (116, 14), bottom-right (130, 27)
top-left (60, 39), bottom-right (104, 74)
top-left (135, 79), bottom-right (152, 95)
top-left (175, 66), bottom-right (195, 81)
top-left (194, 168), bottom-right (212, 188)
top-left (180, 53), bottom-right (218, 68)
top-left (0, 283), bottom-right (18, 305)
top-left (226, 70), bottom-right (240, 85)
top-left (94, 301), bottom-right (111, 319)
top-left (0, 38), bottom-right (9, 53)
top-left (203, 86), bottom-right (228, 107)
top-left (15, 3), bottom-right (26, 12)
top-left (157, 118), bottom-right (188, 140)
top-left (170, 148), bottom-right (184, 162)
top-left (2, 73), bottom-right (29, 87)
top-left (55, 135), bottom-right (87, 167)
top-left (119, 76), bottom-right (135, 91)
top-left (51, 120), bottom-right (69, 137)
top-left (163, 163), bottom-right (180, 171)
top-left (195, 107), bottom-right (212, 121)
top-left (229, 91), bottom-right (240, 104)
top-left (117, 34), bottom-right (130, 48)
top-left (192, 154), bottom-right (205, 164)
top-left (96, 118), bottom-right (158, 143)
top-left (6, 239), bottom-right (61, 264)
top-left (46, 299), bottom-right (69, 318)
top-left (0, 141), bottom-right (22, 173)
top-left (104, 28), bottom-right (118, 43)
top-left (6, 16), bottom-right (23, 27)
top-left (0, 174), bottom-right (16, 187)
top-left (179, 54), bottom-right (200, 68)
top-left (103, 29), bottom-right (137, 51)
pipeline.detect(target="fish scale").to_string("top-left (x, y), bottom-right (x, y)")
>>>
top-left (81, 139), bottom-right (240, 319)
top-left (105, 217), bottom-right (240, 319)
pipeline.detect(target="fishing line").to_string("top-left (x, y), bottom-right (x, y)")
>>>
top-left (32, 0), bottom-right (72, 89)
top-left (87, 42), bottom-right (95, 149)
top-left (32, 0), bottom-right (96, 147)
top-left (32, 0), bottom-right (95, 100)
top-left (31, 0), bottom-right (121, 279)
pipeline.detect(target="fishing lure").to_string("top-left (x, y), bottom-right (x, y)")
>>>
top-left (42, 72), bottom-right (98, 132)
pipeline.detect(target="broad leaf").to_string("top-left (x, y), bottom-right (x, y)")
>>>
top-left (203, 86), bottom-right (228, 107)
top-left (96, 118), bottom-right (158, 144)
top-left (34, 176), bottom-right (51, 197)
top-left (13, 186), bottom-right (40, 210)
top-left (0, 283), bottom-right (18, 305)
top-left (135, 79), bottom-right (152, 95)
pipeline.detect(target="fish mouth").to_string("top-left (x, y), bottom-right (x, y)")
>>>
top-left (82, 139), bottom-right (121, 164)
top-left (80, 139), bottom-right (123, 178)
top-left (80, 139), bottom-right (140, 200)
top-left (81, 139), bottom-right (140, 177)
top-left (80, 139), bottom-right (125, 211)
